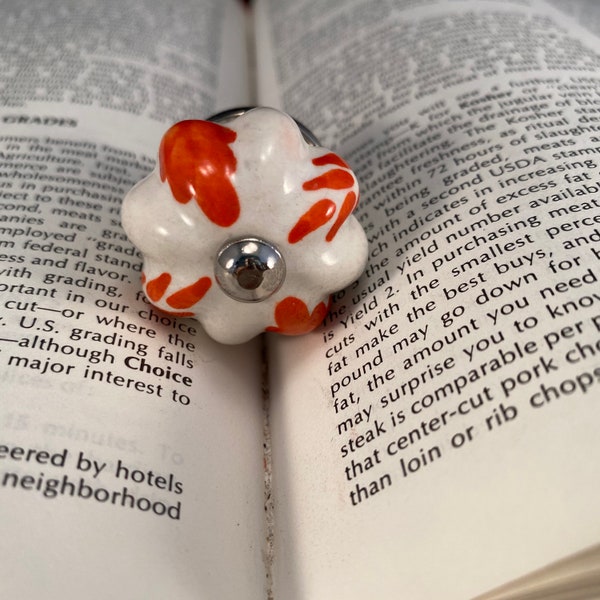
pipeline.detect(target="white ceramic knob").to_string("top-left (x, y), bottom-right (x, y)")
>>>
top-left (122, 107), bottom-right (368, 344)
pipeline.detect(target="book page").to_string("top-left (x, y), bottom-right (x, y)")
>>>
top-left (255, 0), bottom-right (600, 598)
top-left (0, 1), bottom-right (267, 599)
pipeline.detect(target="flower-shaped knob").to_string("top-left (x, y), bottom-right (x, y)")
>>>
top-left (122, 107), bottom-right (368, 344)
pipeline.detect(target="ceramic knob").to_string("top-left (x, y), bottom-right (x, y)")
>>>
top-left (122, 107), bottom-right (368, 344)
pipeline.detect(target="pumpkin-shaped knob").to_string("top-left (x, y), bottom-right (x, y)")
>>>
top-left (122, 107), bottom-right (368, 344)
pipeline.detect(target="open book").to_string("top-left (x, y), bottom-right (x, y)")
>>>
top-left (1, 0), bottom-right (599, 597)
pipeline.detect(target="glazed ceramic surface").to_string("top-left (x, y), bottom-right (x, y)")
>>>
top-left (122, 107), bottom-right (368, 344)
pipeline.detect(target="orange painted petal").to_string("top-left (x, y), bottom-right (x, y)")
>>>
top-left (312, 153), bottom-right (350, 169)
top-left (166, 277), bottom-right (212, 309)
top-left (302, 169), bottom-right (354, 191)
top-left (159, 120), bottom-right (240, 227)
top-left (146, 272), bottom-right (172, 302)
top-left (326, 191), bottom-right (358, 242)
top-left (266, 296), bottom-right (328, 335)
top-left (288, 199), bottom-right (336, 243)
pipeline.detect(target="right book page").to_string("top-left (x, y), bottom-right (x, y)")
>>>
top-left (255, 0), bottom-right (600, 598)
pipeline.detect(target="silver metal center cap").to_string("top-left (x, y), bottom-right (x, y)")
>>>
top-left (215, 237), bottom-right (285, 303)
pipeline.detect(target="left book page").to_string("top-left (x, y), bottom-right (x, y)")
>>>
top-left (0, 1), bottom-right (267, 599)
